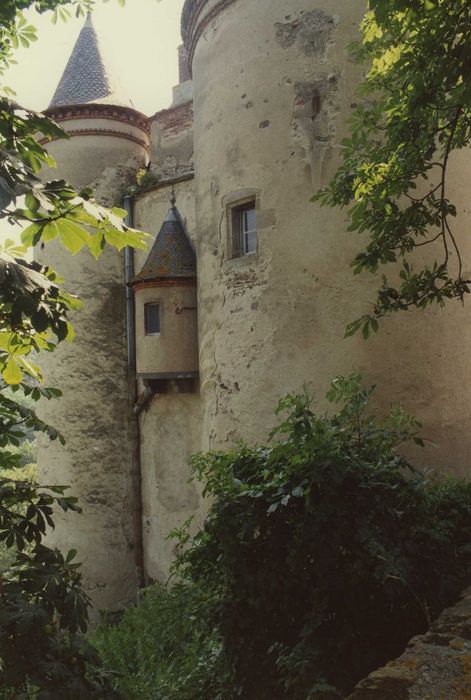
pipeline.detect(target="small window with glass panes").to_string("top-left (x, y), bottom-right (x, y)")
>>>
top-left (144, 302), bottom-right (160, 335)
top-left (231, 200), bottom-right (256, 257)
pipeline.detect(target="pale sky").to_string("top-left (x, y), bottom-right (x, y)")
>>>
top-left (5, 0), bottom-right (186, 116)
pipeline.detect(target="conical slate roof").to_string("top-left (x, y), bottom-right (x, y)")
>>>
top-left (48, 12), bottom-right (132, 109)
top-left (132, 206), bottom-right (196, 283)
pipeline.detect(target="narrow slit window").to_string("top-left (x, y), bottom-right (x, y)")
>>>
top-left (144, 303), bottom-right (160, 335)
top-left (232, 201), bottom-right (257, 256)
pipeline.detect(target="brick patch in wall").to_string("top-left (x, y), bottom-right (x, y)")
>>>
top-left (150, 100), bottom-right (194, 138)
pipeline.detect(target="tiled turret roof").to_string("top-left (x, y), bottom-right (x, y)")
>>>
top-left (132, 205), bottom-right (196, 283)
top-left (48, 12), bottom-right (132, 109)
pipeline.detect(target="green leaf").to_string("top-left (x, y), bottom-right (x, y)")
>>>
top-left (2, 356), bottom-right (23, 385)
top-left (124, 228), bottom-right (149, 250)
top-left (42, 153), bottom-right (56, 168)
top-left (111, 206), bottom-right (127, 219)
top-left (25, 193), bottom-right (39, 212)
top-left (42, 220), bottom-right (60, 243)
top-left (21, 222), bottom-right (43, 247)
top-left (66, 321), bottom-right (75, 343)
top-left (104, 227), bottom-right (127, 251)
top-left (87, 232), bottom-right (105, 259)
top-left (0, 332), bottom-right (14, 350)
top-left (57, 219), bottom-right (90, 254)
top-left (18, 356), bottom-right (42, 380)
top-left (66, 549), bottom-right (78, 563)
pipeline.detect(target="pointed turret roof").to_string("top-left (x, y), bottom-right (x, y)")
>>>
top-left (48, 12), bottom-right (132, 109)
top-left (132, 203), bottom-right (196, 284)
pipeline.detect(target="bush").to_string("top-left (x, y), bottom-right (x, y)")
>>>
top-left (0, 463), bottom-right (36, 574)
top-left (176, 374), bottom-right (471, 698)
top-left (0, 384), bottom-right (119, 699)
top-left (0, 389), bottom-right (37, 574)
top-left (96, 374), bottom-right (471, 699)
top-left (93, 583), bottom-right (232, 700)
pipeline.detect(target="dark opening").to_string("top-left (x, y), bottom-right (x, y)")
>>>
top-left (144, 303), bottom-right (160, 335)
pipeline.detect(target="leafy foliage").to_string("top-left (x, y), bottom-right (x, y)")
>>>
top-left (0, 1), bottom-right (125, 80)
top-left (0, 0), bottom-right (147, 696)
top-left (315, 0), bottom-right (471, 336)
top-left (165, 374), bottom-right (471, 699)
top-left (0, 445), bottom-right (35, 575)
top-left (94, 583), bottom-right (232, 700)
top-left (0, 379), bottom-right (121, 698)
top-left (0, 95), bottom-right (148, 383)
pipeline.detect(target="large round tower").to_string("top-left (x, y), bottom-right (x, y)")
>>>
top-left (37, 12), bottom-right (150, 611)
top-left (182, 0), bottom-right (471, 472)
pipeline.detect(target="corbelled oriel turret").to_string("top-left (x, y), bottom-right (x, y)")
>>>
top-left (130, 194), bottom-right (198, 385)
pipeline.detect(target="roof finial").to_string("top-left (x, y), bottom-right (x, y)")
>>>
top-left (165, 189), bottom-right (178, 223)
top-left (85, 10), bottom-right (93, 26)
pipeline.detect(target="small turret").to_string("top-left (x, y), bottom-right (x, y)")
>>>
top-left (130, 194), bottom-right (198, 386)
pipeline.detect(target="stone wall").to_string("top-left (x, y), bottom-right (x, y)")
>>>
top-left (186, 0), bottom-right (471, 473)
top-left (37, 112), bottom-right (149, 613)
top-left (37, 0), bottom-right (471, 610)
top-left (133, 177), bottom-right (205, 584)
top-left (348, 588), bottom-right (471, 700)
top-left (149, 101), bottom-right (194, 180)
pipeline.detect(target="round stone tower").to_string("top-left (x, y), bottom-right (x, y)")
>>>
top-left (43, 11), bottom-right (149, 186)
top-left (182, 0), bottom-right (471, 473)
top-left (37, 12), bottom-right (150, 611)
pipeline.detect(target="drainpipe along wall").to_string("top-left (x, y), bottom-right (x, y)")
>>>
top-left (123, 194), bottom-right (146, 591)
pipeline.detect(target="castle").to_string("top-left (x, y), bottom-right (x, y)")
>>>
top-left (36, 0), bottom-right (471, 613)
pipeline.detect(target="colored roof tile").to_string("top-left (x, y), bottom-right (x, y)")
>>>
top-left (48, 12), bottom-right (132, 109)
top-left (133, 206), bottom-right (196, 282)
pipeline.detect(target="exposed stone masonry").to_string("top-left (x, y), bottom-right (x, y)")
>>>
top-left (348, 588), bottom-right (471, 700)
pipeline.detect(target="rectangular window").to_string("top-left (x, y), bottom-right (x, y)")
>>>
top-left (232, 201), bottom-right (257, 257)
top-left (144, 303), bottom-right (160, 335)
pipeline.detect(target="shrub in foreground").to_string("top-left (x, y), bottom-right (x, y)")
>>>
top-left (93, 582), bottom-right (231, 700)
top-left (0, 386), bottom-right (119, 700)
top-left (97, 374), bottom-right (471, 699)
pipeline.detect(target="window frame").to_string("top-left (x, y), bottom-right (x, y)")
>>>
top-left (144, 302), bottom-right (161, 336)
top-left (229, 197), bottom-right (257, 258)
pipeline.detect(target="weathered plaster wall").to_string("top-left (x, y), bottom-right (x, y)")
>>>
top-left (138, 390), bottom-right (203, 583)
top-left (133, 179), bottom-right (204, 582)
top-left (149, 101), bottom-right (194, 180)
top-left (348, 587), bottom-right (471, 699)
top-left (41, 115), bottom-right (149, 188)
top-left (36, 128), bottom-right (148, 612)
top-left (134, 283), bottom-right (198, 376)
top-left (188, 0), bottom-right (471, 474)
top-left (36, 0), bottom-right (471, 609)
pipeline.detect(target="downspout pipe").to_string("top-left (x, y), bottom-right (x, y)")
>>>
top-left (123, 194), bottom-right (146, 591)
